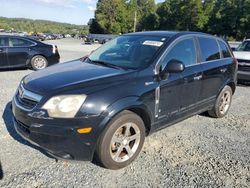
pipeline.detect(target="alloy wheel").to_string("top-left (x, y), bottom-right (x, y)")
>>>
top-left (34, 57), bottom-right (47, 69)
top-left (110, 122), bottom-right (141, 163)
top-left (219, 90), bottom-right (231, 115)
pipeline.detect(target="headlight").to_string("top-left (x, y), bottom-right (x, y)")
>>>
top-left (42, 95), bottom-right (87, 118)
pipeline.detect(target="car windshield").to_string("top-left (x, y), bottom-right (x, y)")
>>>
top-left (88, 35), bottom-right (169, 69)
top-left (236, 41), bottom-right (250, 52)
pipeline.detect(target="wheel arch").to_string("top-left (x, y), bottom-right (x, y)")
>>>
top-left (100, 97), bottom-right (154, 135)
top-left (91, 97), bottom-right (153, 161)
top-left (227, 81), bottom-right (236, 94)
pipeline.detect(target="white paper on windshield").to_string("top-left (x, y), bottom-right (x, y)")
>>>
top-left (143, 40), bottom-right (163, 47)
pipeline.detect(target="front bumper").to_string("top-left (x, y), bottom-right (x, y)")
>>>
top-left (238, 70), bottom-right (250, 81)
top-left (12, 97), bottom-right (103, 161)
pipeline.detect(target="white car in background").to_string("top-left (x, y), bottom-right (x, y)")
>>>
top-left (233, 39), bottom-right (250, 81)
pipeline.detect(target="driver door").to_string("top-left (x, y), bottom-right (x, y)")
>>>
top-left (156, 37), bottom-right (202, 127)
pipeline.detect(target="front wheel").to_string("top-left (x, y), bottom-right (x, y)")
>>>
top-left (208, 85), bottom-right (232, 118)
top-left (95, 110), bottom-right (145, 170)
top-left (31, 55), bottom-right (48, 70)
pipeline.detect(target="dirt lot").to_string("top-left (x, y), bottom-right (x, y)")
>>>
top-left (0, 39), bottom-right (249, 187)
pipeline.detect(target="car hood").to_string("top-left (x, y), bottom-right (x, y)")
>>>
top-left (23, 60), bottom-right (134, 95)
top-left (233, 51), bottom-right (250, 60)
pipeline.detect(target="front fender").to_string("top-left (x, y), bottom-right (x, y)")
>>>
top-left (89, 96), bottom-right (153, 159)
top-left (99, 96), bottom-right (153, 133)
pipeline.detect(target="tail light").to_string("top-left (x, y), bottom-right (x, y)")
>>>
top-left (52, 45), bottom-right (58, 54)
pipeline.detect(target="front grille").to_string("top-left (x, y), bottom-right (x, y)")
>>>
top-left (15, 119), bottom-right (30, 135)
top-left (237, 59), bottom-right (250, 71)
top-left (16, 91), bottom-right (38, 109)
top-left (237, 59), bottom-right (250, 63)
top-left (15, 84), bottom-right (42, 110)
top-left (238, 66), bottom-right (250, 71)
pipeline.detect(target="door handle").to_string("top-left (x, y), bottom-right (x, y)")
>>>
top-left (220, 68), bottom-right (227, 73)
top-left (193, 75), bottom-right (202, 81)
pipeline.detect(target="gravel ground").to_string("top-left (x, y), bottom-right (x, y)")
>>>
top-left (0, 39), bottom-right (249, 187)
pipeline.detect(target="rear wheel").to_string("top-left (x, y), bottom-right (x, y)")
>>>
top-left (95, 110), bottom-right (145, 169)
top-left (208, 85), bottom-right (232, 118)
top-left (31, 55), bottom-right (48, 70)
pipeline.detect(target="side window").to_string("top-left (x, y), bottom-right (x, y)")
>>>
top-left (0, 38), bottom-right (7, 47)
top-left (9, 38), bottom-right (34, 47)
top-left (198, 37), bottom-right (220, 62)
top-left (218, 40), bottom-right (232, 58)
top-left (161, 38), bottom-right (196, 69)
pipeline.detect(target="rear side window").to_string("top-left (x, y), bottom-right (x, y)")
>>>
top-left (9, 38), bottom-right (34, 47)
top-left (218, 40), bottom-right (232, 58)
top-left (0, 37), bottom-right (7, 47)
top-left (198, 37), bottom-right (220, 62)
top-left (161, 38), bottom-right (197, 68)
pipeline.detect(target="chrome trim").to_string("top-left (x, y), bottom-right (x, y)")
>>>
top-left (155, 86), bottom-right (160, 118)
top-left (15, 84), bottom-right (43, 111)
top-left (14, 96), bottom-right (32, 112)
top-left (19, 84), bottom-right (42, 102)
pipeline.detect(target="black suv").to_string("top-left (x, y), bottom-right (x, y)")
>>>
top-left (12, 31), bottom-right (237, 169)
top-left (0, 35), bottom-right (60, 70)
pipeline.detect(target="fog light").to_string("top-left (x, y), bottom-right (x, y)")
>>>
top-left (77, 127), bottom-right (92, 134)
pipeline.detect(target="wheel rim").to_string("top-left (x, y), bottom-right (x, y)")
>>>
top-left (110, 122), bottom-right (141, 163)
top-left (34, 57), bottom-right (46, 69)
top-left (219, 90), bottom-right (231, 114)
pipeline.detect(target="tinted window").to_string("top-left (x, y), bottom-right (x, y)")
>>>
top-left (218, 40), bottom-right (231, 58)
top-left (198, 37), bottom-right (220, 62)
top-left (9, 38), bottom-right (34, 47)
top-left (0, 37), bottom-right (7, 47)
top-left (161, 38), bottom-right (196, 68)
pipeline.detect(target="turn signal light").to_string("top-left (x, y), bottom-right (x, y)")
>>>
top-left (77, 127), bottom-right (92, 134)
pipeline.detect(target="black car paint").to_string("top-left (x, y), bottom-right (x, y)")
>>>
top-left (0, 35), bottom-right (60, 69)
top-left (12, 31), bottom-right (237, 161)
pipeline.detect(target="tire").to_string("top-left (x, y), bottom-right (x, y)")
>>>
top-left (208, 85), bottom-right (232, 118)
top-left (30, 55), bottom-right (48, 71)
top-left (95, 110), bottom-right (145, 170)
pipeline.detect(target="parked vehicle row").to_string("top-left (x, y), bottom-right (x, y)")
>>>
top-left (11, 31), bottom-right (238, 169)
top-left (0, 35), bottom-right (60, 70)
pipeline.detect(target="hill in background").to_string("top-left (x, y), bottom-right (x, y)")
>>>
top-left (0, 17), bottom-right (88, 34)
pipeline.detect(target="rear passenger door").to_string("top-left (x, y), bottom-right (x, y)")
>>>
top-left (7, 37), bottom-right (35, 68)
top-left (197, 37), bottom-right (232, 103)
top-left (0, 37), bottom-right (8, 68)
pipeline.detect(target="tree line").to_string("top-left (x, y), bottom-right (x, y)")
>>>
top-left (0, 17), bottom-right (88, 35)
top-left (89, 0), bottom-right (250, 40)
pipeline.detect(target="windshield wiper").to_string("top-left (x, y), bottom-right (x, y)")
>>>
top-left (87, 58), bottom-right (123, 70)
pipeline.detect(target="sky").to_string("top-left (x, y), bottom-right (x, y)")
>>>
top-left (0, 0), bottom-right (164, 25)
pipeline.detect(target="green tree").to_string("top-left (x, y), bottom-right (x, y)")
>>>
top-left (95, 0), bottom-right (128, 34)
top-left (157, 0), bottom-right (214, 31)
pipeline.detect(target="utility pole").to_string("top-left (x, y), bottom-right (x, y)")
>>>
top-left (133, 10), bottom-right (137, 32)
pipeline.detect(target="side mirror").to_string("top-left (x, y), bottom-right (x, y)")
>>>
top-left (231, 47), bottom-right (236, 51)
top-left (80, 55), bottom-right (89, 61)
top-left (166, 59), bottom-right (185, 73)
top-left (159, 59), bottom-right (185, 80)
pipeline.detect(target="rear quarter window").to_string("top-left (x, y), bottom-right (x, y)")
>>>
top-left (198, 37), bottom-right (220, 62)
top-left (218, 40), bottom-right (232, 58)
top-left (9, 38), bottom-right (34, 47)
